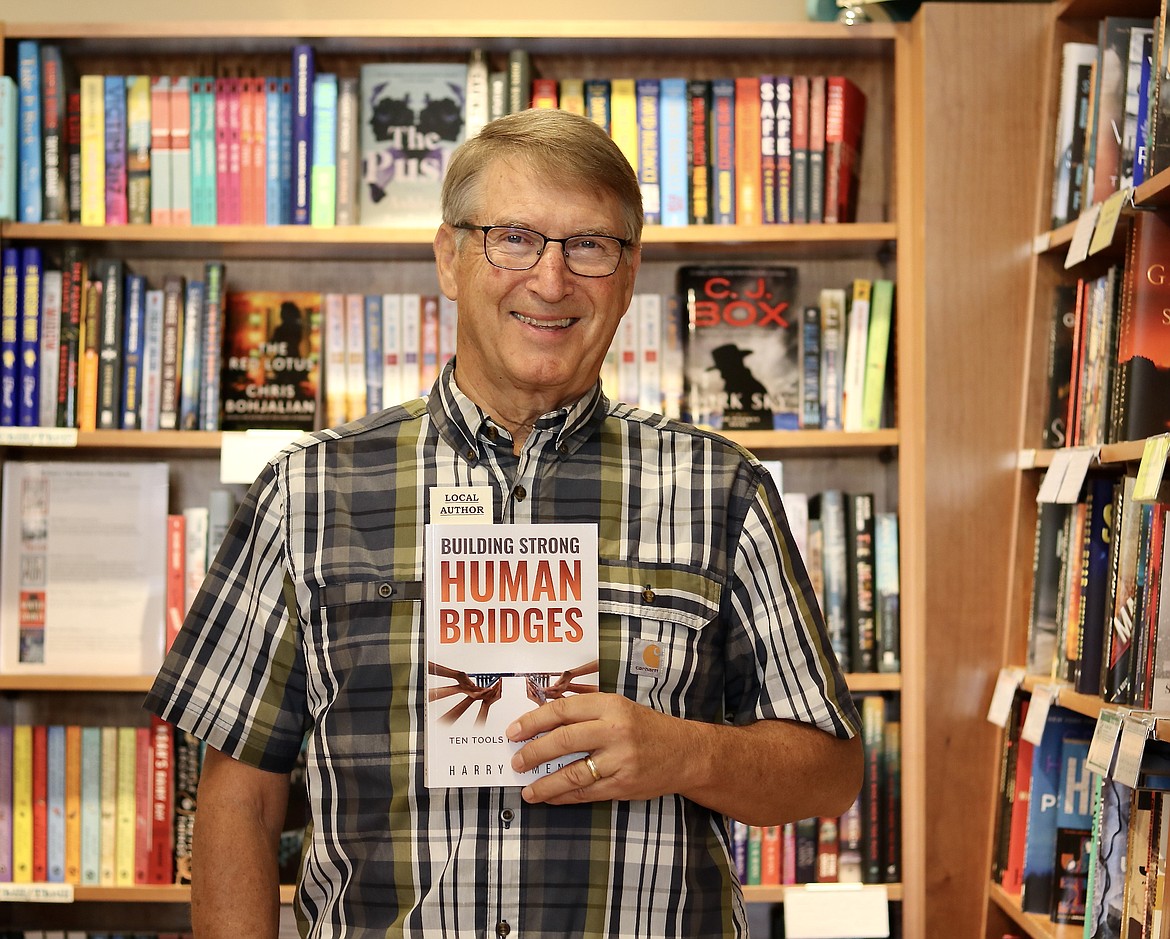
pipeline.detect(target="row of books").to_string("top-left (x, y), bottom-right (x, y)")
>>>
top-left (1026, 474), bottom-right (1169, 710)
top-left (1049, 16), bottom-right (1170, 228)
top-left (784, 490), bottom-right (900, 676)
top-left (1040, 211), bottom-right (1170, 451)
top-left (0, 40), bottom-right (868, 229)
top-left (993, 699), bottom-right (1170, 935)
top-left (733, 694), bottom-right (900, 886)
top-left (0, 250), bottom-right (897, 435)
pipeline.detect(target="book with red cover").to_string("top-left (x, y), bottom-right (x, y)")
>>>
top-left (807, 76), bottom-right (826, 223)
top-left (31, 724), bottom-right (47, 882)
top-left (134, 726), bottom-right (151, 884)
top-left (1112, 210), bottom-right (1170, 443)
top-left (823, 76), bottom-right (867, 224)
top-left (790, 75), bottom-right (810, 223)
top-left (733, 76), bottom-right (761, 226)
top-left (149, 717), bottom-right (174, 884)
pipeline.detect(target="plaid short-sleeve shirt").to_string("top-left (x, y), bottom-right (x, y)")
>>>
top-left (145, 361), bottom-right (859, 939)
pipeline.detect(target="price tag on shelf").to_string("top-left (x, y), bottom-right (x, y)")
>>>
top-left (1133, 435), bottom-right (1170, 503)
top-left (1065, 203), bottom-right (1101, 269)
top-left (1113, 716), bottom-right (1152, 788)
top-left (0, 883), bottom-right (74, 902)
top-left (0, 427), bottom-right (78, 447)
top-left (782, 885), bottom-right (890, 938)
top-left (1056, 447), bottom-right (1097, 503)
top-left (1087, 187), bottom-right (1129, 256)
top-left (987, 666), bottom-right (1026, 727)
top-left (1086, 709), bottom-right (1124, 777)
top-left (219, 429), bottom-right (308, 484)
top-left (1021, 683), bottom-right (1059, 746)
top-left (1036, 450), bottom-right (1071, 503)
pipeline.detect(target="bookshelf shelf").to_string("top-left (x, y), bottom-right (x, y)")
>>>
top-left (986, 883), bottom-right (1082, 939)
top-left (742, 882), bottom-right (904, 904)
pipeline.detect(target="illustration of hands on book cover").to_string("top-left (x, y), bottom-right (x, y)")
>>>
top-left (424, 518), bottom-right (599, 788)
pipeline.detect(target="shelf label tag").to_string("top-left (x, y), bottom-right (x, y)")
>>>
top-left (1087, 188), bottom-right (1129, 256)
top-left (1114, 716), bottom-right (1151, 788)
top-left (1036, 450), bottom-right (1071, 503)
top-left (1133, 435), bottom-right (1170, 503)
top-left (0, 427), bottom-right (78, 447)
top-left (987, 666), bottom-right (1026, 727)
top-left (1086, 709), bottom-right (1124, 777)
top-left (1021, 683), bottom-right (1059, 746)
top-left (1056, 447), bottom-right (1096, 503)
top-left (782, 884), bottom-right (890, 938)
top-left (0, 883), bottom-right (74, 903)
top-left (220, 430), bottom-right (308, 484)
top-left (1065, 203), bottom-right (1101, 268)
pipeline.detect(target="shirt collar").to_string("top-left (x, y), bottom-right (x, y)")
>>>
top-left (428, 358), bottom-right (608, 458)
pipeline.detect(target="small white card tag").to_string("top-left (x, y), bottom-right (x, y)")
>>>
top-left (1086, 710), bottom-right (1124, 777)
top-left (987, 667), bottom-right (1025, 727)
top-left (1021, 684), bottom-right (1058, 746)
top-left (1113, 716), bottom-right (1151, 788)
top-left (429, 486), bottom-right (495, 525)
top-left (783, 884), bottom-right (890, 938)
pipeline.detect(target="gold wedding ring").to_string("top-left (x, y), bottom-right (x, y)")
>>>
top-left (585, 755), bottom-right (602, 782)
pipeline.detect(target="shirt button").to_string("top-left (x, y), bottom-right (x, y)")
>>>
top-left (378, 583), bottom-right (394, 598)
top-left (642, 585), bottom-right (656, 603)
top-left (496, 921), bottom-right (511, 937)
top-left (513, 485), bottom-right (526, 502)
top-left (465, 449), bottom-right (478, 465)
top-left (500, 808), bottom-right (514, 825)
top-left (558, 443), bottom-right (568, 454)
top-left (486, 426), bottom-right (499, 440)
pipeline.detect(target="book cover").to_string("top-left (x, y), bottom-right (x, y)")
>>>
top-left (149, 75), bottom-right (173, 226)
top-left (1001, 699), bottom-right (1034, 894)
top-left (79, 725), bottom-right (100, 886)
top-left (17, 245), bottom-right (42, 428)
top-left (791, 75), bottom-right (810, 224)
top-left (1089, 17), bottom-right (1153, 205)
top-left (93, 257), bottom-right (123, 430)
top-left (102, 75), bottom-right (127, 226)
top-left (0, 246), bottom-right (18, 427)
top-left (125, 75), bottom-right (151, 225)
top-left (220, 290), bottom-right (322, 431)
top-left (359, 62), bottom-right (466, 228)
top-left (800, 305), bottom-right (821, 429)
top-left (818, 286), bottom-right (846, 430)
top-left (38, 268), bottom-right (61, 429)
top-left (1052, 43), bottom-right (1101, 226)
top-left (32, 724), bottom-right (47, 882)
top-left (78, 74), bottom-right (104, 226)
top-left (823, 75), bottom-right (867, 224)
top-left (686, 79), bottom-right (711, 225)
top-left (199, 262), bottom-right (225, 431)
top-left (12, 725), bottom-right (32, 883)
top-left (860, 278), bottom-right (894, 432)
top-left (733, 76), bottom-right (761, 227)
top-left (679, 264), bottom-right (799, 430)
top-left (1085, 777), bottom-right (1132, 939)
top-left (775, 76), bottom-right (793, 224)
top-left (1026, 501), bottom-right (1071, 677)
top-left (1113, 210), bottom-right (1170, 442)
top-left (635, 78), bottom-right (661, 225)
top-left (148, 718), bottom-right (173, 884)
top-left (16, 40), bottom-right (42, 224)
top-left (310, 72), bottom-right (337, 228)
top-left (423, 521), bottom-right (599, 788)
top-left (46, 724), bottom-right (65, 882)
top-left (609, 78), bottom-right (639, 186)
top-left (0, 461), bottom-right (168, 676)
top-left (807, 75), bottom-right (826, 223)
top-left (1074, 476), bottom-right (1117, 697)
top-left (710, 78), bottom-right (735, 225)
top-left (0, 76), bottom-right (17, 222)
top-left (291, 45), bottom-right (315, 226)
top-left (1104, 476), bottom-right (1141, 703)
top-left (841, 278), bottom-right (871, 431)
top-left (39, 44), bottom-right (67, 223)
top-left (64, 80), bottom-right (80, 222)
top-left (760, 75), bottom-right (779, 225)
top-left (1050, 733), bottom-right (1094, 923)
top-left (363, 294), bottom-right (383, 413)
top-left (172, 730), bottom-right (200, 884)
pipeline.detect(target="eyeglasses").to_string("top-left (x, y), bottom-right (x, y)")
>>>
top-left (454, 224), bottom-right (632, 278)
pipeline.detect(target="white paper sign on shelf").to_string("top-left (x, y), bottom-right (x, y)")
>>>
top-left (987, 666), bottom-right (1026, 727)
top-left (0, 427), bottom-right (78, 447)
top-left (0, 882), bottom-right (74, 902)
top-left (1036, 450), bottom-right (1072, 504)
top-left (782, 884), bottom-right (890, 939)
top-left (1065, 203), bottom-right (1101, 268)
top-left (1133, 435), bottom-right (1170, 503)
top-left (1086, 709), bottom-right (1124, 777)
top-left (220, 430), bottom-right (308, 485)
top-left (1021, 684), bottom-right (1059, 746)
top-left (1113, 716), bottom-right (1151, 789)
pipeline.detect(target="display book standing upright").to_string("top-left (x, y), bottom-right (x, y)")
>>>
top-left (0, 18), bottom-right (922, 938)
top-left (981, 1), bottom-right (1170, 937)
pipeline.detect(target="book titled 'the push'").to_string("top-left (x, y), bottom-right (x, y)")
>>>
top-left (423, 516), bottom-right (599, 789)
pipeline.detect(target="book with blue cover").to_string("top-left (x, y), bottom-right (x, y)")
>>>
top-left (16, 40), bottom-right (42, 223)
top-left (17, 246), bottom-right (41, 428)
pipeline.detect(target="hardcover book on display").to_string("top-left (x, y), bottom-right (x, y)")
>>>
top-left (220, 291), bottom-right (323, 432)
top-left (423, 519), bottom-right (599, 788)
top-left (0, 461), bottom-right (167, 676)
top-left (678, 264), bottom-right (799, 430)
top-left (359, 63), bottom-right (466, 227)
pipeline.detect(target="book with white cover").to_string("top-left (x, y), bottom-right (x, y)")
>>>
top-left (0, 461), bottom-right (167, 675)
top-left (424, 519), bottom-right (599, 788)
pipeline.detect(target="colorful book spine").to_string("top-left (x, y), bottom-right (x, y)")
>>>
top-left (322, 292), bottom-right (347, 426)
top-left (310, 73), bottom-right (338, 228)
top-left (38, 266), bottom-right (62, 429)
top-left (808, 75), bottom-right (827, 223)
top-left (149, 75), bottom-right (173, 225)
top-left (31, 724), bottom-right (47, 882)
top-left (79, 74), bottom-right (105, 226)
top-left (79, 726), bottom-right (101, 885)
top-left (776, 76), bottom-right (793, 224)
top-left (345, 292), bottom-right (368, 419)
top-left (335, 76), bottom-right (359, 226)
top-left (0, 720), bottom-right (13, 880)
top-left (98, 726), bottom-right (117, 885)
top-left (609, 78), bottom-right (639, 184)
top-left (149, 718), bottom-right (174, 884)
top-left (710, 78), bottom-right (736, 225)
top-left (791, 75), bottom-right (810, 224)
top-left (1, 246), bottom-right (22, 427)
top-left (635, 78), bottom-right (661, 225)
top-left (158, 274), bottom-right (184, 431)
top-left (16, 40), bottom-right (43, 223)
top-left (94, 258), bottom-right (124, 430)
top-left (77, 278), bottom-right (101, 432)
top-left (64, 725), bottom-right (81, 884)
top-left (125, 75), bottom-right (152, 224)
top-left (215, 77), bottom-right (233, 224)
top-left (134, 726), bottom-right (151, 884)
top-left (178, 279), bottom-right (205, 430)
top-left (734, 76), bottom-right (762, 226)
top-left (120, 272), bottom-right (145, 430)
top-left (11, 725), bottom-right (32, 883)
top-left (265, 77), bottom-right (285, 225)
top-left (861, 278), bottom-right (894, 431)
top-left (687, 80), bottom-right (711, 225)
top-left (380, 292), bottom-right (403, 408)
top-left (659, 78), bottom-right (689, 228)
top-left (46, 725), bottom-right (66, 882)
top-left (0, 77), bottom-right (17, 222)
top-left (364, 295), bottom-right (383, 414)
top-left (103, 75), bottom-right (128, 226)
top-left (114, 726), bottom-right (136, 886)
top-left (170, 76), bottom-right (192, 226)
top-left (199, 262), bottom-right (225, 431)
top-left (291, 44), bottom-right (315, 225)
top-left (140, 287), bottom-right (165, 432)
top-left (55, 247), bottom-right (86, 428)
top-left (39, 44), bottom-right (67, 223)
top-left (760, 75), bottom-right (779, 225)
top-left (584, 79), bottom-right (611, 134)
top-left (17, 246), bottom-right (42, 428)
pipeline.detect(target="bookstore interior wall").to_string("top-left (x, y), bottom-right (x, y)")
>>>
top-left (0, 14), bottom-right (1028, 939)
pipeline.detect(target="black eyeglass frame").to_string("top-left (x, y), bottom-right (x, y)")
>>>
top-left (452, 224), bottom-right (634, 278)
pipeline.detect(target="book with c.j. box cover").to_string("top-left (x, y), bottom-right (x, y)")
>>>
top-left (679, 264), bottom-right (799, 431)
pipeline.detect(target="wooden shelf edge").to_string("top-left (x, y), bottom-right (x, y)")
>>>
top-left (846, 672), bottom-right (902, 691)
top-left (1020, 439), bottom-right (1151, 469)
top-left (1018, 674), bottom-right (1106, 721)
top-left (6, 883), bottom-right (298, 904)
top-left (743, 882), bottom-right (903, 904)
top-left (987, 882), bottom-right (1083, 939)
top-left (0, 675), bottom-right (157, 693)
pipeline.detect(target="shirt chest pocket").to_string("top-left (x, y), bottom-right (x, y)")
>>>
top-left (598, 561), bottom-right (725, 718)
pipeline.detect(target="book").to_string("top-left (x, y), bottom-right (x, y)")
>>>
top-left (148, 718), bottom-right (173, 885)
top-left (310, 72), bottom-right (338, 228)
top-left (507, 49), bottom-right (531, 113)
top-left (1112, 210), bottom-right (1170, 443)
top-left (585, 79), bottom-right (611, 133)
top-left (800, 305), bottom-right (822, 428)
top-left (149, 76), bottom-right (173, 225)
top-left (1050, 732), bottom-right (1093, 924)
top-left (93, 257), bottom-right (124, 430)
top-left (733, 76), bottom-right (761, 227)
top-left (55, 246), bottom-right (86, 429)
top-left (17, 246), bottom-right (42, 428)
top-left (158, 275), bottom-right (184, 432)
top-left (810, 489), bottom-right (850, 672)
top-left (38, 268), bottom-right (61, 428)
top-left (818, 286), bottom-right (847, 430)
top-left (824, 76), bottom-right (866, 223)
top-left (686, 79), bottom-right (712, 225)
top-left (32, 724), bottom-right (47, 882)
top-left (775, 76), bottom-right (793, 224)
top-left (63, 724), bottom-right (80, 884)
top-left (1073, 476), bottom-right (1116, 696)
top-left (124, 75), bottom-right (151, 224)
top-left (199, 262), bottom-right (226, 431)
top-left (114, 726), bottom-right (136, 886)
top-left (190, 76), bottom-right (215, 226)
top-left (791, 75), bottom-right (810, 223)
top-left (345, 293), bottom-right (369, 419)
top-left (659, 78), bottom-right (689, 228)
top-left (610, 78), bottom-right (639, 187)
top-left (1088, 17), bottom-right (1153, 205)
top-left (710, 78), bottom-right (735, 224)
top-left (0, 76), bottom-right (17, 221)
top-left (1026, 501), bottom-right (1071, 677)
top-left (173, 730), bottom-right (200, 884)
top-left (12, 725), bottom-right (32, 883)
top-left (0, 462), bottom-right (168, 676)
top-left (103, 75), bottom-right (127, 225)
top-left (807, 75), bottom-right (826, 223)
top-left (291, 45), bottom-right (315, 225)
top-left (860, 694), bottom-right (885, 884)
top-left (78, 74), bottom-right (104, 226)
top-left (1119, 25), bottom-right (1155, 190)
top-left (120, 273), bottom-right (145, 431)
top-left (140, 286), bottom-right (165, 431)
top-left (635, 78), bottom-right (661, 225)
top-left (178, 278), bottom-right (205, 430)
top-left (875, 511), bottom-right (901, 674)
top-left (846, 492), bottom-right (877, 672)
top-left (423, 522), bottom-right (599, 788)
top-left (79, 726), bottom-right (100, 885)
top-left (39, 44), bottom-right (67, 223)
top-left (678, 264), bottom-right (799, 431)
top-left (16, 40), bottom-right (42, 224)
top-left (760, 75), bottom-right (779, 225)
top-left (1052, 43), bottom-right (1104, 227)
top-left (860, 278), bottom-right (894, 432)
top-left (1000, 698), bottom-right (1033, 893)
top-left (335, 76), bottom-right (360, 226)
top-left (465, 50), bottom-right (489, 140)
top-left (359, 62), bottom-right (466, 227)
top-left (841, 278), bottom-right (872, 431)
top-left (170, 77), bottom-right (192, 225)
top-left (220, 290), bottom-right (322, 431)
top-left (0, 247), bottom-right (18, 427)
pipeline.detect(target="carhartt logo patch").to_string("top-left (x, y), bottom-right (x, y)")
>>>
top-left (631, 638), bottom-right (662, 677)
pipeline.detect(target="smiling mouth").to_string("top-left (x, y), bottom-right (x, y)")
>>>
top-left (513, 312), bottom-right (575, 329)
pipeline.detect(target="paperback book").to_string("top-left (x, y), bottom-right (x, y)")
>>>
top-left (423, 519), bottom-right (599, 788)
top-left (678, 264), bottom-right (800, 431)
top-left (220, 290), bottom-right (323, 431)
top-left (359, 63), bottom-right (466, 227)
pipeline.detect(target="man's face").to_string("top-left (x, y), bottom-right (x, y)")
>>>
top-left (434, 158), bottom-right (641, 414)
